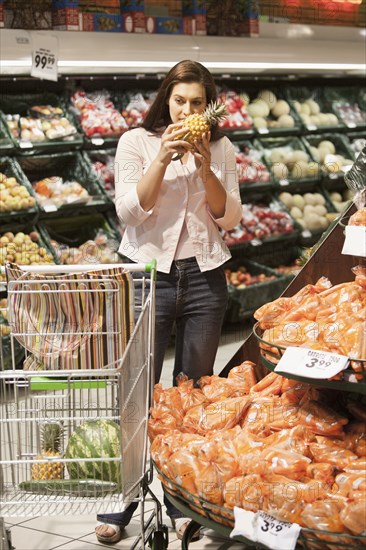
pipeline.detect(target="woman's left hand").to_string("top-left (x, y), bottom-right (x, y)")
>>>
top-left (192, 132), bottom-right (212, 180)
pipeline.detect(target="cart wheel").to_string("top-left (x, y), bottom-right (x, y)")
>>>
top-left (149, 529), bottom-right (168, 550)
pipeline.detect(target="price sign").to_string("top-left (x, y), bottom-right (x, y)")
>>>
top-left (301, 229), bottom-right (312, 238)
top-left (19, 140), bottom-right (33, 149)
top-left (275, 347), bottom-right (349, 379)
top-left (250, 239), bottom-right (262, 247)
top-left (91, 137), bottom-right (105, 146)
top-left (279, 179), bottom-right (289, 186)
top-left (258, 127), bottom-right (269, 134)
top-left (43, 204), bottom-right (58, 213)
top-left (230, 508), bottom-right (301, 550)
top-left (230, 507), bottom-right (256, 541)
top-left (342, 225), bottom-right (366, 258)
top-left (346, 122), bottom-right (357, 129)
top-left (31, 33), bottom-right (58, 82)
top-left (306, 124), bottom-right (317, 131)
top-left (255, 511), bottom-right (301, 550)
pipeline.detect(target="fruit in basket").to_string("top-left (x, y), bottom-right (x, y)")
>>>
top-left (32, 422), bottom-right (64, 480)
top-left (177, 101), bottom-right (227, 144)
top-left (0, 172), bottom-right (36, 213)
top-left (65, 419), bottom-right (121, 485)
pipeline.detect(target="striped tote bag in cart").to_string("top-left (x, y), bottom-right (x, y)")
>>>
top-left (5, 263), bottom-right (134, 370)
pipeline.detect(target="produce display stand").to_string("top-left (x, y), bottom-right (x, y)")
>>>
top-left (162, 201), bottom-right (366, 549)
top-left (0, 261), bottom-right (168, 550)
top-left (221, 202), bottom-right (359, 376)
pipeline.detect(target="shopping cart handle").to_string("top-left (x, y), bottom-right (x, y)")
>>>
top-left (0, 261), bottom-right (157, 274)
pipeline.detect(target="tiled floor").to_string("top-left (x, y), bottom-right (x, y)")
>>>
top-left (2, 322), bottom-right (252, 550)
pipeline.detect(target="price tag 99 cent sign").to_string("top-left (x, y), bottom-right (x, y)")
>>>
top-left (31, 33), bottom-right (59, 82)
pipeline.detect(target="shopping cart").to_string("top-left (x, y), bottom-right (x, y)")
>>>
top-left (0, 261), bottom-right (168, 550)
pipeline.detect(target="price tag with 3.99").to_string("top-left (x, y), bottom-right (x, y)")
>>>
top-left (275, 346), bottom-right (349, 379)
top-left (255, 511), bottom-right (301, 550)
top-left (31, 32), bottom-right (58, 82)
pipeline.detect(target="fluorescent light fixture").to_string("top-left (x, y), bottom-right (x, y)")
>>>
top-left (59, 61), bottom-right (365, 71)
top-left (1, 60), bottom-right (364, 72)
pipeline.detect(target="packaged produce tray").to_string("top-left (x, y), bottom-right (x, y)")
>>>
top-left (223, 192), bottom-right (300, 261)
top-left (258, 135), bottom-right (322, 191)
top-left (0, 156), bottom-right (39, 225)
top-left (113, 89), bottom-right (154, 130)
top-left (155, 464), bottom-right (366, 550)
top-left (40, 212), bottom-right (124, 266)
top-left (0, 92), bottom-right (83, 154)
top-left (215, 88), bottom-right (254, 137)
top-left (302, 133), bottom-right (354, 189)
top-left (83, 149), bottom-right (116, 201)
top-left (17, 151), bottom-right (112, 217)
top-left (233, 139), bottom-right (274, 193)
top-left (69, 88), bottom-right (128, 149)
top-left (234, 85), bottom-right (303, 137)
top-left (224, 259), bottom-right (292, 323)
top-left (323, 86), bottom-right (366, 130)
top-left (346, 133), bottom-right (366, 161)
top-left (284, 86), bottom-right (344, 132)
top-left (253, 322), bottom-right (366, 394)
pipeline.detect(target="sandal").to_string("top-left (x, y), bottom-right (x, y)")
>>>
top-left (171, 517), bottom-right (201, 542)
top-left (95, 522), bottom-right (124, 544)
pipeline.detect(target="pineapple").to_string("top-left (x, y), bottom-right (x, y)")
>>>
top-left (32, 422), bottom-right (64, 480)
top-left (177, 101), bottom-right (228, 144)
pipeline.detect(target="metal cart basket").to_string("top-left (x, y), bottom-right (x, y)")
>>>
top-left (0, 261), bottom-right (167, 550)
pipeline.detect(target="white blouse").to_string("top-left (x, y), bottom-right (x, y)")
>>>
top-left (114, 127), bottom-right (242, 273)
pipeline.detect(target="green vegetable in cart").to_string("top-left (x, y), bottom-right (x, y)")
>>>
top-left (65, 419), bottom-right (121, 485)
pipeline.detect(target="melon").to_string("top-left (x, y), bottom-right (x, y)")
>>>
top-left (65, 419), bottom-right (121, 485)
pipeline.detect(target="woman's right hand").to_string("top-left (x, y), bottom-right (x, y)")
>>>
top-left (158, 123), bottom-right (192, 164)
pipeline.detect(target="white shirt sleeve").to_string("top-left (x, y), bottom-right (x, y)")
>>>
top-left (114, 130), bottom-right (152, 227)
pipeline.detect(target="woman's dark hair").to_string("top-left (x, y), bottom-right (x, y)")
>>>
top-left (141, 59), bottom-right (224, 142)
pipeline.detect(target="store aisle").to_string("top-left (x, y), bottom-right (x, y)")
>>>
top-left (3, 323), bottom-right (252, 550)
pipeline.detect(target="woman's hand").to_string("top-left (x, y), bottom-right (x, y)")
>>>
top-left (157, 122), bottom-right (192, 165)
top-left (192, 132), bottom-right (212, 180)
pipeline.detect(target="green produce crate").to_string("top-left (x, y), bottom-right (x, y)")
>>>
top-left (40, 212), bottom-right (124, 266)
top-left (0, 156), bottom-right (40, 225)
top-left (235, 85), bottom-right (303, 137)
top-left (17, 151), bottom-right (112, 218)
top-left (284, 85), bottom-right (344, 132)
top-left (302, 133), bottom-right (354, 189)
top-left (323, 86), bottom-right (366, 130)
top-left (233, 139), bottom-right (274, 193)
top-left (226, 192), bottom-right (301, 262)
top-left (68, 89), bottom-right (128, 150)
top-left (83, 149), bottom-right (116, 201)
top-left (0, 114), bottom-right (16, 154)
top-left (275, 187), bottom-right (338, 248)
top-left (224, 258), bottom-right (292, 323)
top-left (346, 133), bottom-right (366, 161)
top-left (0, 220), bottom-right (60, 292)
top-left (258, 135), bottom-right (322, 191)
top-left (0, 92), bottom-right (83, 154)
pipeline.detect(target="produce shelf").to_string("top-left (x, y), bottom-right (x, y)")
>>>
top-left (155, 463), bottom-right (366, 550)
top-left (253, 322), bottom-right (366, 394)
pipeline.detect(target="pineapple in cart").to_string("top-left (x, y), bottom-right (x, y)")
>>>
top-left (32, 422), bottom-right (64, 480)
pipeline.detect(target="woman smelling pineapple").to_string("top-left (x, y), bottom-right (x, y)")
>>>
top-left (96, 59), bottom-right (242, 544)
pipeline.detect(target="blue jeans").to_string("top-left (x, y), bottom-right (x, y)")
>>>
top-left (154, 257), bottom-right (228, 385)
top-left (97, 258), bottom-right (228, 525)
